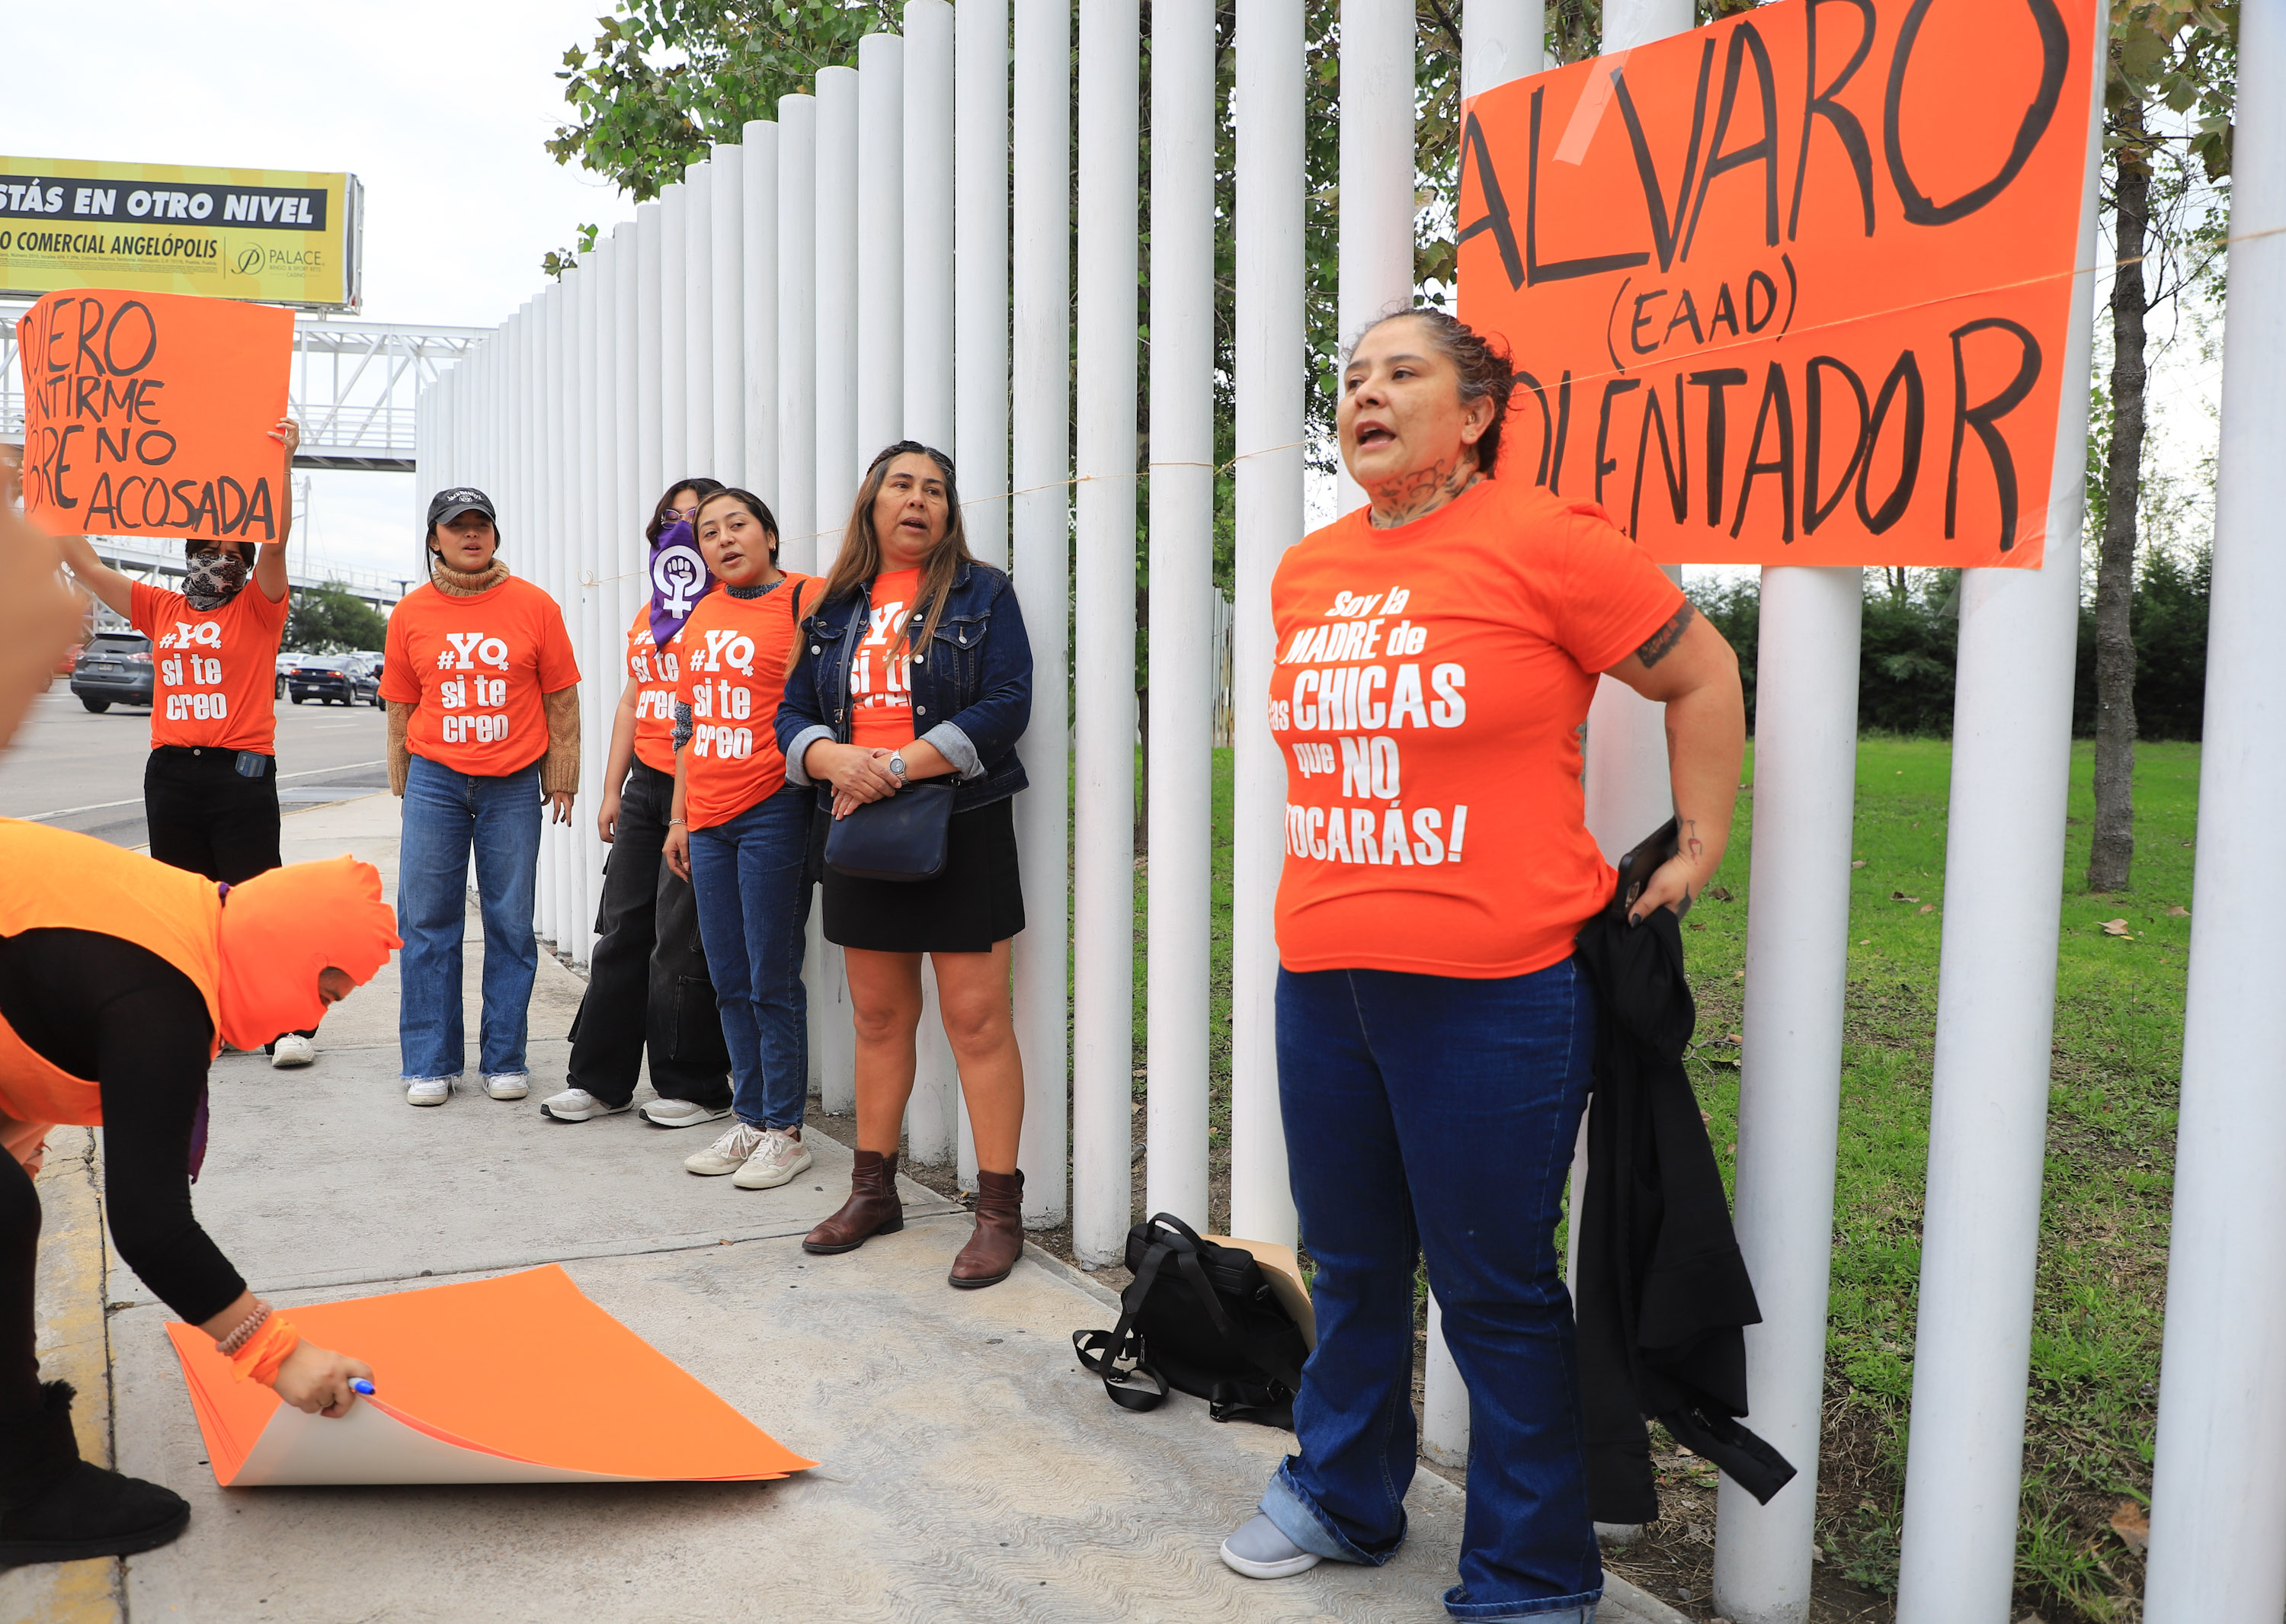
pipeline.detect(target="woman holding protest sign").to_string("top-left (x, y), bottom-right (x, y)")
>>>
top-left (1217, 310), bottom-right (1743, 1622)
top-left (56, 418), bottom-right (326, 1071)
top-left (776, 443), bottom-right (1035, 1289)
top-left (541, 479), bottom-right (738, 1129)
top-left (381, 488), bottom-right (581, 1109)
top-left (659, 488), bottom-right (819, 1190)
top-left (1, 820), bottom-right (398, 1565)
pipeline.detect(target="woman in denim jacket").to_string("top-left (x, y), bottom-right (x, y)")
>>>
top-left (775, 441), bottom-right (1035, 1289)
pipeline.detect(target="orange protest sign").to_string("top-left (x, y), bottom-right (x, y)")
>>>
top-left (14, 286), bottom-right (291, 543)
top-left (1456, 0), bottom-right (2099, 568)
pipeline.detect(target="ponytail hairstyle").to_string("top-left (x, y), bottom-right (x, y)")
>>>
top-left (1348, 308), bottom-right (1516, 476)
top-left (647, 477), bottom-right (727, 546)
top-left (819, 440), bottom-right (972, 658)
top-left (692, 487), bottom-right (782, 564)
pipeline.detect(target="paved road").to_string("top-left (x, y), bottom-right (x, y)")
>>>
top-left (0, 683), bottom-right (389, 844)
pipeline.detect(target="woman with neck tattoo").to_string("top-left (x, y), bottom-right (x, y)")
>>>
top-left (379, 488), bottom-right (582, 1109)
top-left (659, 489), bottom-right (821, 1191)
top-left (1218, 309), bottom-right (1745, 1622)
top-left (56, 420), bottom-right (322, 1069)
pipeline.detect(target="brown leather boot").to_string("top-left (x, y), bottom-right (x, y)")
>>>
top-left (803, 1150), bottom-right (904, 1254)
top-left (948, 1168), bottom-right (1025, 1289)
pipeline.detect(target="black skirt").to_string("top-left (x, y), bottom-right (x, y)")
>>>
top-left (818, 793), bottom-right (1026, 953)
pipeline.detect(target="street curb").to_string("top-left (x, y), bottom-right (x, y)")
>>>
top-left (0, 1128), bottom-right (125, 1624)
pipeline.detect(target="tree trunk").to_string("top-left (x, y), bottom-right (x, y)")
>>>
top-left (2087, 104), bottom-right (2148, 894)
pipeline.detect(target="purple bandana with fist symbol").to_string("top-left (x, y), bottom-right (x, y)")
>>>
top-left (647, 519), bottom-right (715, 649)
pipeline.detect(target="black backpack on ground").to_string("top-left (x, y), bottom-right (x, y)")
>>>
top-left (1072, 1213), bottom-right (1311, 1428)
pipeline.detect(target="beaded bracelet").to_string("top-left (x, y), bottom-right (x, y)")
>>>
top-left (216, 1299), bottom-right (272, 1357)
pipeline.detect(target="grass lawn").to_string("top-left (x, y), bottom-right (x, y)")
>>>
top-left (1143, 737), bottom-right (2194, 1622)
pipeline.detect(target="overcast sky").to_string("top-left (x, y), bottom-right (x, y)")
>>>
top-left (9, 0), bottom-right (629, 584)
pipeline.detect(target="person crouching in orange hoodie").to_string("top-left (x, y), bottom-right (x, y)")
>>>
top-left (0, 820), bottom-right (399, 1568)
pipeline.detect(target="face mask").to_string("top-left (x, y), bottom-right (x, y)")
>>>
top-left (184, 549), bottom-right (248, 611)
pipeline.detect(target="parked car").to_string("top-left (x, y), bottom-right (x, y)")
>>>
top-left (283, 654), bottom-right (381, 708)
top-left (71, 631), bottom-right (153, 713)
top-left (275, 651), bottom-right (294, 700)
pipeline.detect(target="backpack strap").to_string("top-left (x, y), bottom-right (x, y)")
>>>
top-left (1073, 1237), bottom-right (1177, 1413)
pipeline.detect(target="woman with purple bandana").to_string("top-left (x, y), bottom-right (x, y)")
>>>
top-left (539, 481), bottom-right (739, 1128)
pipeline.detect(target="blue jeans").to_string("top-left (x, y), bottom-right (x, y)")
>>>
top-left (396, 754), bottom-right (543, 1081)
top-left (687, 783), bottom-right (814, 1130)
top-left (1263, 959), bottom-right (1602, 1622)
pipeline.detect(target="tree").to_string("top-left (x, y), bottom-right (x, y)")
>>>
top-left (2085, 1), bottom-right (2234, 893)
top-left (284, 585), bottom-right (389, 654)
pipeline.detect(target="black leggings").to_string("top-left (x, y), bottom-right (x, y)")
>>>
top-left (1, 930), bottom-right (248, 1417)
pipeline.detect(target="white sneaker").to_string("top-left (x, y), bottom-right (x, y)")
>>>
top-left (405, 1077), bottom-right (454, 1107)
top-left (732, 1129), bottom-right (815, 1190)
top-left (1219, 1514), bottom-right (1322, 1580)
top-left (639, 1097), bottom-right (734, 1129)
top-left (484, 1073), bottom-right (530, 1101)
top-left (270, 1034), bottom-right (316, 1069)
top-left (539, 1087), bottom-right (632, 1122)
top-left (685, 1120), bottom-right (768, 1177)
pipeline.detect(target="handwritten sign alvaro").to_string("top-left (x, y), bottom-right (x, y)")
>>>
top-left (15, 287), bottom-right (292, 543)
top-left (1457, 0), bottom-right (2099, 567)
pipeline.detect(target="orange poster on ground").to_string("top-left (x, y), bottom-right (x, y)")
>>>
top-left (1456, 0), bottom-right (2100, 568)
top-left (14, 286), bottom-right (292, 543)
top-left (165, 1266), bottom-right (815, 1487)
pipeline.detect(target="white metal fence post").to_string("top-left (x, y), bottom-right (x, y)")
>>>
top-left (1712, 566), bottom-right (1863, 1624)
top-left (709, 145), bottom-right (745, 488)
top-left (956, 0), bottom-right (1010, 574)
top-left (2140, 5), bottom-right (2286, 1616)
top-left (685, 160), bottom-right (717, 482)
top-left (575, 253), bottom-right (605, 964)
top-left (1144, 0), bottom-right (1215, 1232)
top-left (1892, 46), bottom-right (2105, 1624)
top-left (1071, 0), bottom-right (1141, 1267)
top-left (1335, 0), bottom-right (1416, 518)
top-left (857, 32), bottom-right (905, 463)
top-left (741, 122), bottom-right (780, 510)
top-left (659, 181), bottom-right (689, 484)
top-left (635, 203), bottom-right (664, 534)
top-left (1010, 0), bottom-right (1071, 1228)
top-left (1228, 0), bottom-right (1304, 1252)
top-left (612, 223), bottom-right (641, 640)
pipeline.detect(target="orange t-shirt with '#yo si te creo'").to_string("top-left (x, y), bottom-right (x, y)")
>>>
top-left (673, 575), bottom-right (815, 830)
top-left (848, 568), bottom-right (922, 750)
top-left (624, 604), bottom-right (688, 777)
top-left (129, 578), bottom-right (289, 754)
top-left (379, 575), bottom-right (581, 777)
top-left (1269, 477), bottom-right (1686, 979)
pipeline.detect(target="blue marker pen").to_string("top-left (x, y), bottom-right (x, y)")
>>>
top-left (350, 1379), bottom-right (376, 1397)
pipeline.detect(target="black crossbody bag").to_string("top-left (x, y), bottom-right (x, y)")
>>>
top-left (819, 587), bottom-right (955, 882)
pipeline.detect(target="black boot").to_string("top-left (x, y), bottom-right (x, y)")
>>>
top-left (0, 1381), bottom-right (189, 1568)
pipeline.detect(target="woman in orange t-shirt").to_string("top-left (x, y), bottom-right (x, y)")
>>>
top-left (1218, 311), bottom-right (1745, 1620)
top-left (543, 479), bottom-right (736, 1130)
top-left (380, 488), bottom-right (581, 1109)
top-left (658, 489), bottom-right (818, 1193)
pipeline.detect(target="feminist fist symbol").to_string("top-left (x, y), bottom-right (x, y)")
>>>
top-left (652, 544), bottom-right (706, 614)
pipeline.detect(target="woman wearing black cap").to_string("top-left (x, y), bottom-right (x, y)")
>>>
top-left (378, 489), bottom-right (583, 1108)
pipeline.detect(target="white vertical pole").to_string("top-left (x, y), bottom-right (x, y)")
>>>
top-left (710, 145), bottom-right (746, 488)
top-left (575, 253), bottom-right (604, 964)
top-left (815, 63), bottom-right (862, 1117)
top-left (659, 181), bottom-right (690, 484)
top-left (636, 203), bottom-right (664, 525)
top-left (955, 0), bottom-right (1010, 572)
top-left (1425, 0), bottom-right (1546, 1474)
top-left (1599, 0), bottom-right (1688, 51)
top-left (1892, 48), bottom-right (2105, 1624)
top-left (1070, 0), bottom-right (1141, 1268)
top-left (741, 121), bottom-right (780, 509)
top-left (1335, 0), bottom-right (1417, 517)
top-left (904, 0), bottom-right (955, 447)
top-left (1462, 0), bottom-right (1543, 97)
top-left (551, 284), bottom-right (580, 959)
top-left (613, 219), bottom-right (644, 769)
top-left (1010, 0), bottom-right (1071, 1227)
top-left (903, 0), bottom-right (962, 1171)
top-left (857, 32), bottom-right (906, 463)
top-left (1711, 569), bottom-right (1862, 1624)
top-left (1145, 0), bottom-right (1214, 1231)
top-left (539, 293), bottom-right (568, 952)
top-left (776, 95), bottom-right (820, 572)
top-left (684, 162), bottom-right (716, 479)
top-left (816, 66), bottom-right (862, 557)
top-left (2144, 9), bottom-right (2286, 1615)
top-left (1228, 0), bottom-right (1303, 1251)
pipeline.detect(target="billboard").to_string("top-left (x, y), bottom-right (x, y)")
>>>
top-left (1456, 0), bottom-right (2099, 568)
top-left (0, 157), bottom-right (362, 310)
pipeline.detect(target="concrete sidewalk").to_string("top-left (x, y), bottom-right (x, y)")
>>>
top-left (14, 793), bottom-right (1687, 1624)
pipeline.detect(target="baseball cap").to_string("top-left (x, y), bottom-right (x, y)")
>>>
top-left (426, 487), bottom-right (498, 530)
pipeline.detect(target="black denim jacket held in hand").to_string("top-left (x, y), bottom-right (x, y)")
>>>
top-left (775, 558), bottom-right (1033, 815)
